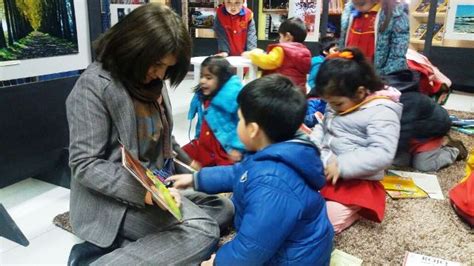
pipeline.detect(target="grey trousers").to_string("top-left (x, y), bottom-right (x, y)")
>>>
top-left (91, 191), bottom-right (234, 266)
top-left (394, 146), bottom-right (459, 172)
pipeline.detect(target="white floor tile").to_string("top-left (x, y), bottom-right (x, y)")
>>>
top-left (1, 227), bottom-right (82, 265)
top-left (0, 180), bottom-right (71, 254)
top-left (0, 178), bottom-right (58, 209)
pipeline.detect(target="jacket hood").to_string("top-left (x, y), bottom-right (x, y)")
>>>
top-left (252, 135), bottom-right (326, 190)
top-left (188, 75), bottom-right (242, 120)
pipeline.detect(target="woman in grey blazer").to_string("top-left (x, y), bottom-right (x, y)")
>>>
top-left (66, 4), bottom-right (233, 265)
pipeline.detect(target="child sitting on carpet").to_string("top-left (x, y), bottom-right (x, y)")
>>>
top-left (310, 48), bottom-right (402, 233)
top-left (170, 74), bottom-right (334, 265)
top-left (183, 56), bottom-right (244, 168)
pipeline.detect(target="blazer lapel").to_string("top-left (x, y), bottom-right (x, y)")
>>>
top-left (105, 79), bottom-right (139, 156)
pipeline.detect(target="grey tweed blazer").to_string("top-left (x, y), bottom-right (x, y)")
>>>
top-left (66, 62), bottom-right (175, 247)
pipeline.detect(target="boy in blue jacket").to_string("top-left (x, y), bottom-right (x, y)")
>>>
top-left (170, 74), bottom-right (334, 265)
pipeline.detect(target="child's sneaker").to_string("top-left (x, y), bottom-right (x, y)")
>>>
top-left (446, 136), bottom-right (468, 161)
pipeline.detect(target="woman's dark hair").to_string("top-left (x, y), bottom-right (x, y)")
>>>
top-left (315, 47), bottom-right (384, 98)
top-left (94, 3), bottom-right (191, 89)
top-left (237, 74), bottom-right (306, 143)
top-left (196, 56), bottom-right (234, 93)
top-left (278, 17), bottom-right (307, 43)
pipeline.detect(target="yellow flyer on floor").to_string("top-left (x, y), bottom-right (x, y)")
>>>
top-left (381, 173), bottom-right (428, 199)
top-left (389, 170), bottom-right (444, 200)
top-left (330, 249), bottom-right (362, 266)
top-left (121, 146), bottom-right (183, 222)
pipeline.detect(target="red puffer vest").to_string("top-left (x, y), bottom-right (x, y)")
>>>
top-left (264, 42), bottom-right (311, 94)
top-left (216, 5), bottom-right (253, 56)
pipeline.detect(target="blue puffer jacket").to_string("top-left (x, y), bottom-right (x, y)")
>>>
top-left (340, 2), bottom-right (409, 75)
top-left (196, 137), bottom-right (334, 265)
top-left (188, 75), bottom-right (244, 152)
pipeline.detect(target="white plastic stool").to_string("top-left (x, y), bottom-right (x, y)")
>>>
top-left (190, 56), bottom-right (258, 85)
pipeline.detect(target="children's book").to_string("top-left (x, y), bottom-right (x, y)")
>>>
top-left (415, 0), bottom-right (448, 13)
top-left (389, 170), bottom-right (444, 200)
top-left (436, 0), bottom-right (448, 13)
top-left (403, 252), bottom-right (462, 266)
top-left (433, 25), bottom-right (445, 42)
top-left (421, 23), bottom-right (443, 41)
top-left (452, 126), bottom-right (474, 136)
top-left (381, 174), bottom-right (428, 199)
top-left (413, 23), bottom-right (428, 40)
top-left (415, 0), bottom-right (431, 13)
top-left (121, 146), bottom-right (183, 222)
top-left (330, 249), bottom-right (363, 266)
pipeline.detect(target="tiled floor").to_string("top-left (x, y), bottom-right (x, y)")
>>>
top-left (0, 76), bottom-right (473, 264)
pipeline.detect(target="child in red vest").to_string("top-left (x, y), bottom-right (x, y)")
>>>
top-left (182, 56), bottom-right (244, 169)
top-left (214, 0), bottom-right (257, 57)
top-left (243, 17), bottom-right (312, 94)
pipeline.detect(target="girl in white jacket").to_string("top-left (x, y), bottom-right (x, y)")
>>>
top-left (310, 48), bottom-right (403, 233)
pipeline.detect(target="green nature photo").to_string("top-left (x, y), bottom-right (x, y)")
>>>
top-left (0, 0), bottom-right (78, 62)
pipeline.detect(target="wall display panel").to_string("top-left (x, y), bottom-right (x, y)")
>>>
top-left (110, 3), bottom-right (142, 26)
top-left (445, 0), bottom-right (474, 40)
top-left (288, 0), bottom-right (321, 41)
top-left (0, 0), bottom-right (91, 81)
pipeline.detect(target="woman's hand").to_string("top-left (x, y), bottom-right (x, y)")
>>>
top-left (168, 174), bottom-right (194, 190)
top-left (201, 254), bottom-right (216, 266)
top-left (145, 187), bottom-right (181, 209)
top-left (325, 159), bottom-right (340, 185)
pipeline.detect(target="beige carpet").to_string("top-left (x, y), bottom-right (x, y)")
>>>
top-left (54, 110), bottom-right (474, 264)
top-left (334, 110), bottom-right (474, 264)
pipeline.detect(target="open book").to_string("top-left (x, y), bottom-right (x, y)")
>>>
top-left (121, 146), bottom-right (183, 222)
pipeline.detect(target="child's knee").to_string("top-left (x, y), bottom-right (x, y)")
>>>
top-left (326, 201), bottom-right (360, 234)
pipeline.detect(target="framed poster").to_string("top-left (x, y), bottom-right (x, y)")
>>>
top-left (445, 0), bottom-right (474, 40)
top-left (288, 0), bottom-right (322, 42)
top-left (0, 0), bottom-right (91, 81)
top-left (110, 4), bottom-right (142, 26)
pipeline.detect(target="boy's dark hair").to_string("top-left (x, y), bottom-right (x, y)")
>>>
top-left (319, 36), bottom-right (338, 56)
top-left (94, 3), bottom-right (191, 89)
top-left (315, 47), bottom-right (384, 98)
top-left (197, 56), bottom-right (234, 93)
top-left (278, 17), bottom-right (307, 43)
top-left (237, 74), bottom-right (306, 143)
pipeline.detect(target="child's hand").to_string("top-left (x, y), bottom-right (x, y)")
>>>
top-left (228, 149), bottom-right (242, 162)
top-left (214, 52), bottom-right (228, 57)
top-left (190, 160), bottom-right (202, 171)
top-left (314, 111), bottom-right (324, 124)
top-left (168, 174), bottom-right (194, 190)
top-left (241, 51), bottom-right (250, 58)
top-left (201, 254), bottom-right (216, 266)
top-left (325, 160), bottom-right (340, 185)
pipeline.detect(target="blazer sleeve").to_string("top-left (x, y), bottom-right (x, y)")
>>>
top-left (67, 75), bottom-right (146, 207)
top-left (337, 106), bottom-right (401, 180)
top-left (215, 179), bottom-right (301, 265)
